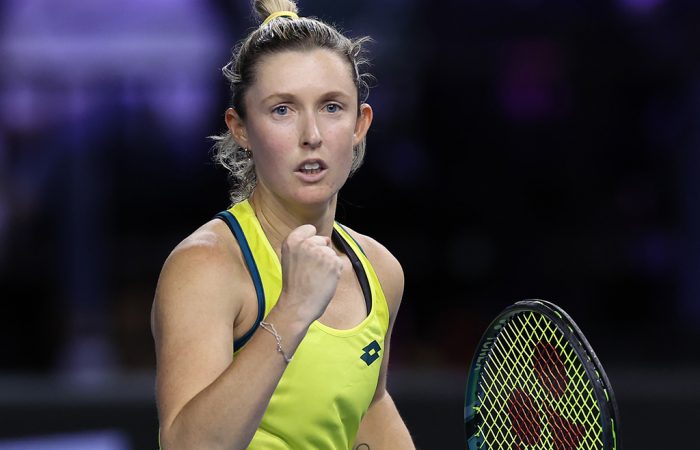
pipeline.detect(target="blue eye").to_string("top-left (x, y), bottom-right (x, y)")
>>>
top-left (273, 105), bottom-right (288, 115)
top-left (325, 103), bottom-right (341, 113)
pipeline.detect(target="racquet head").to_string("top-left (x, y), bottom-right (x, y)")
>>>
top-left (464, 299), bottom-right (621, 450)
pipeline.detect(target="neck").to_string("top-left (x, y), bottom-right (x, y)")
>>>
top-left (248, 190), bottom-right (338, 254)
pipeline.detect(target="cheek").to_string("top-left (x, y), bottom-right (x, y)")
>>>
top-left (328, 123), bottom-right (357, 158)
top-left (250, 122), bottom-right (292, 152)
top-left (249, 126), bottom-right (293, 169)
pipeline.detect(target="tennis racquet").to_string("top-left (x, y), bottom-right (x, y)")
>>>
top-left (464, 299), bottom-right (621, 450)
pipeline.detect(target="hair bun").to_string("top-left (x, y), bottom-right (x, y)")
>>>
top-left (254, 0), bottom-right (299, 24)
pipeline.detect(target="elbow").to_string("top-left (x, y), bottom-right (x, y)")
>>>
top-left (158, 423), bottom-right (212, 450)
top-left (158, 424), bottom-right (181, 450)
top-left (159, 422), bottom-right (248, 450)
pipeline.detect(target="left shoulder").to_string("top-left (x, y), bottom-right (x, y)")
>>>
top-left (341, 225), bottom-right (404, 317)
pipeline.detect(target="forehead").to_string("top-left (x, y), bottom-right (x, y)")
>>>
top-left (250, 48), bottom-right (357, 100)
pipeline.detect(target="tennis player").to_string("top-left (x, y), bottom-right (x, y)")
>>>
top-left (151, 0), bottom-right (415, 448)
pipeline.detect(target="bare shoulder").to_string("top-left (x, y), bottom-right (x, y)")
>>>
top-left (164, 218), bottom-right (239, 271)
top-left (341, 225), bottom-right (404, 316)
top-left (154, 218), bottom-right (242, 311)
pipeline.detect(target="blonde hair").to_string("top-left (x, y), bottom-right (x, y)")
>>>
top-left (211, 0), bottom-right (373, 204)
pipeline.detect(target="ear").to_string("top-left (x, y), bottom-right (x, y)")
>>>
top-left (352, 103), bottom-right (373, 146)
top-left (225, 108), bottom-right (249, 148)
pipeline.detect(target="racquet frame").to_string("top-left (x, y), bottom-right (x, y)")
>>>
top-left (464, 299), bottom-right (621, 450)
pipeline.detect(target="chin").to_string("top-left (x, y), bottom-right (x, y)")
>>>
top-left (291, 186), bottom-right (341, 208)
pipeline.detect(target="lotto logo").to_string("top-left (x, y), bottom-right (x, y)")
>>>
top-left (360, 340), bottom-right (381, 366)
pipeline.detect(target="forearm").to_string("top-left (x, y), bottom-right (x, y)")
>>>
top-left (160, 307), bottom-right (308, 450)
top-left (353, 392), bottom-right (415, 450)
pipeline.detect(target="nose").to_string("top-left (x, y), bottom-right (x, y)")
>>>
top-left (300, 112), bottom-right (322, 149)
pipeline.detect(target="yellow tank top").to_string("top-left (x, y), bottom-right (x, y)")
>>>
top-left (215, 200), bottom-right (390, 449)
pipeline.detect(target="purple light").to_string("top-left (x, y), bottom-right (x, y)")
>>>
top-left (0, 0), bottom-right (228, 152)
top-left (497, 39), bottom-right (571, 122)
top-left (617, 0), bottom-right (666, 15)
top-left (0, 430), bottom-right (129, 450)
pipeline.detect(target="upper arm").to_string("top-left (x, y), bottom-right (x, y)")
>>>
top-left (151, 223), bottom-right (243, 432)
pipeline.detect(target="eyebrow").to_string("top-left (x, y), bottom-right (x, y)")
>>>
top-left (261, 90), bottom-right (353, 104)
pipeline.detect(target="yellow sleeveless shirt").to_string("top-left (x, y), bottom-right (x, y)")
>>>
top-left (215, 200), bottom-right (390, 449)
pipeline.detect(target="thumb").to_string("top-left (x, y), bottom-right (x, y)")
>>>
top-left (288, 224), bottom-right (317, 242)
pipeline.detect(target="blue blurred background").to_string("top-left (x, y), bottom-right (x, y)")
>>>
top-left (1, 0), bottom-right (699, 448)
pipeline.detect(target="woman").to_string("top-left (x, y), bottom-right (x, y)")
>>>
top-left (151, 1), bottom-right (415, 448)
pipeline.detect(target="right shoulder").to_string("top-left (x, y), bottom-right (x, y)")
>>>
top-left (152, 218), bottom-right (246, 331)
top-left (160, 218), bottom-right (243, 286)
top-left (163, 218), bottom-right (240, 276)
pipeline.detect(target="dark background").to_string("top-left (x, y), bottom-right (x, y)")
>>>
top-left (1, 0), bottom-right (699, 448)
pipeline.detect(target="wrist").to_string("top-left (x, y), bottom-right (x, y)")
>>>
top-left (264, 302), bottom-right (312, 349)
top-left (272, 292), bottom-right (317, 330)
top-left (259, 321), bottom-right (293, 363)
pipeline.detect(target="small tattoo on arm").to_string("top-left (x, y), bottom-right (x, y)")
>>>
top-left (356, 444), bottom-right (370, 450)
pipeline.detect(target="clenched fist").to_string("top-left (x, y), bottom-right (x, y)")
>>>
top-left (278, 224), bottom-right (343, 324)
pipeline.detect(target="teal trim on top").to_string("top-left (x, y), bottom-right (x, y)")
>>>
top-left (335, 222), bottom-right (366, 256)
top-left (215, 211), bottom-right (265, 350)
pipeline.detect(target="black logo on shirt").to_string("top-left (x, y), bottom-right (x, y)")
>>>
top-left (360, 340), bottom-right (381, 366)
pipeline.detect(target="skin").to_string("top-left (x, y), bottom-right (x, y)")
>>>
top-left (152, 48), bottom-right (415, 449)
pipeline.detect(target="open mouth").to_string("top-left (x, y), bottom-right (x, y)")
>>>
top-left (297, 160), bottom-right (325, 175)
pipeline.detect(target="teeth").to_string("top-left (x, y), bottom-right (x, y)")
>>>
top-left (303, 162), bottom-right (321, 170)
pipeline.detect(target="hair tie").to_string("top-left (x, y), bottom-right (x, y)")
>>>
top-left (261, 11), bottom-right (299, 27)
